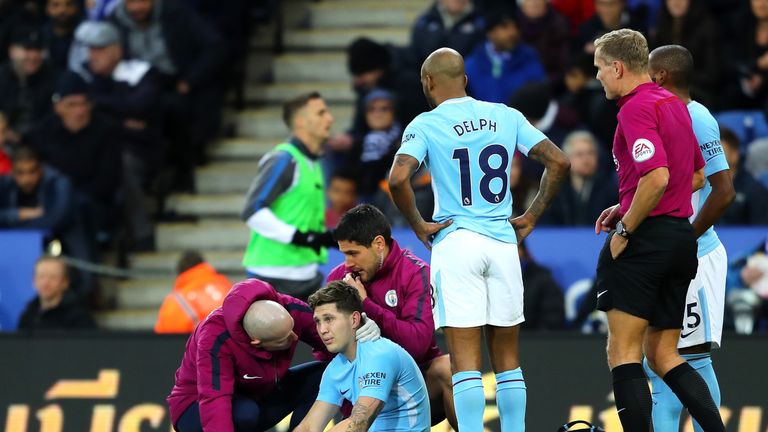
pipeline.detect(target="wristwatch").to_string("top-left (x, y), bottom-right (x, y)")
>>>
top-left (616, 220), bottom-right (631, 239)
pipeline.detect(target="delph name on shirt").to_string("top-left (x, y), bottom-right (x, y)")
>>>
top-left (453, 119), bottom-right (496, 137)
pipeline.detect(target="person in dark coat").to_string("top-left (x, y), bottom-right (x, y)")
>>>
top-left (720, 126), bottom-right (768, 225)
top-left (17, 255), bottom-right (96, 330)
top-left (41, 0), bottom-right (83, 70)
top-left (110, 0), bottom-right (227, 169)
top-left (519, 240), bottom-right (566, 330)
top-left (25, 71), bottom-right (123, 243)
top-left (409, 0), bottom-right (486, 65)
top-left (517, 0), bottom-right (571, 85)
top-left (650, 0), bottom-right (721, 109)
top-left (77, 21), bottom-right (162, 248)
top-left (0, 26), bottom-right (57, 137)
top-left (540, 130), bottom-right (619, 226)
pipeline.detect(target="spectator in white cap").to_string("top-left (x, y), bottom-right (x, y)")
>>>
top-left (76, 20), bottom-right (163, 251)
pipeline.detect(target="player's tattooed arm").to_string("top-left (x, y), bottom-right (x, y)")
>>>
top-left (389, 155), bottom-right (452, 250)
top-left (329, 397), bottom-right (384, 432)
top-left (525, 139), bottom-right (570, 219)
top-left (388, 154), bottom-right (423, 229)
top-left (511, 139), bottom-right (569, 241)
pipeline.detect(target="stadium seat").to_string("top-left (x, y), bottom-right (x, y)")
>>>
top-left (714, 110), bottom-right (768, 151)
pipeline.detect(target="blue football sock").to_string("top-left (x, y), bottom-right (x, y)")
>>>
top-left (452, 371), bottom-right (485, 431)
top-left (682, 353), bottom-right (720, 432)
top-left (644, 358), bottom-right (683, 432)
top-left (495, 368), bottom-right (526, 432)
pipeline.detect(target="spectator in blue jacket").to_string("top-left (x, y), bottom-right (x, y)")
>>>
top-left (464, 11), bottom-right (546, 104)
top-left (0, 146), bottom-right (95, 293)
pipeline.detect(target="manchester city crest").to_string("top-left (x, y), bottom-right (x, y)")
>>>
top-left (385, 289), bottom-right (398, 307)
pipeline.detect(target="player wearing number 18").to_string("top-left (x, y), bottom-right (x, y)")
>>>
top-left (388, 47), bottom-right (570, 432)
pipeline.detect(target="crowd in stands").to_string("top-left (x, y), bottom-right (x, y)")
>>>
top-left (328, 0), bottom-right (768, 231)
top-left (0, 0), bottom-right (255, 296)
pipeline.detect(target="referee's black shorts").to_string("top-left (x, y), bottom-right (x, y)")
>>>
top-left (595, 216), bottom-right (698, 329)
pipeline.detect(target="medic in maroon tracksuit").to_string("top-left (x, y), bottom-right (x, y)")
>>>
top-left (166, 278), bottom-right (331, 432)
top-left (326, 239), bottom-right (441, 368)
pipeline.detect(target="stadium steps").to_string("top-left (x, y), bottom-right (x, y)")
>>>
top-left (208, 137), bottom-right (278, 160)
top-left (156, 220), bottom-right (249, 252)
top-left (165, 193), bottom-right (245, 217)
top-left (129, 250), bottom-right (245, 276)
top-left (193, 161), bottom-right (260, 194)
top-left (103, 0), bottom-right (423, 330)
top-left (247, 81), bottom-right (353, 103)
top-left (236, 104), bottom-right (353, 138)
top-left (308, 1), bottom-right (423, 29)
top-left (271, 53), bottom-right (347, 83)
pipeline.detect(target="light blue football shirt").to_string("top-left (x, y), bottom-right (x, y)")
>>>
top-left (317, 338), bottom-right (430, 432)
top-left (687, 100), bottom-right (729, 258)
top-left (397, 96), bottom-right (547, 245)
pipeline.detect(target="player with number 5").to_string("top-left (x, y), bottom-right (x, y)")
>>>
top-left (388, 47), bottom-right (570, 432)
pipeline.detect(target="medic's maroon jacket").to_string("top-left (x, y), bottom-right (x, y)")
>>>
top-left (166, 278), bottom-right (330, 431)
top-left (326, 239), bottom-right (442, 367)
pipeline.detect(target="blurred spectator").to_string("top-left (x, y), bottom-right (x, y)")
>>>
top-left (722, 0), bottom-right (768, 110)
top-left (410, 0), bottom-right (486, 64)
top-left (510, 152), bottom-right (538, 217)
top-left (325, 170), bottom-right (358, 230)
top-left (87, 0), bottom-right (120, 20)
top-left (0, 26), bottom-right (56, 137)
top-left (110, 0), bottom-right (227, 170)
top-left (25, 71), bottom-right (122, 245)
top-left (651, 0), bottom-right (720, 109)
top-left (0, 146), bottom-right (74, 235)
top-left (558, 54), bottom-right (618, 155)
top-left (745, 137), bottom-right (768, 183)
top-left (465, 11), bottom-right (546, 104)
top-left (517, 0), bottom-right (570, 85)
top-left (155, 250), bottom-right (232, 334)
top-left (17, 255), bottom-right (96, 330)
top-left (726, 237), bottom-right (768, 333)
top-left (519, 240), bottom-right (565, 329)
top-left (77, 21), bottom-right (162, 250)
top-left (0, 113), bottom-right (14, 175)
top-left (329, 38), bottom-right (425, 158)
top-left (241, 93), bottom-right (337, 301)
top-left (0, 147), bottom-right (95, 292)
top-left (41, 0), bottom-right (82, 70)
top-left (719, 126), bottom-right (768, 224)
top-left (577, 0), bottom-right (648, 55)
top-left (551, 0), bottom-right (595, 34)
top-left (355, 89), bottom-right (402, 201)
top-left (509, 82), bottom-right (573, 149)
top-left (0, 0), bottom-right (47, 63)
top-left (540, 131), bottom-right (618, 225)
top-left (192, 0), bottom-right (251, 108)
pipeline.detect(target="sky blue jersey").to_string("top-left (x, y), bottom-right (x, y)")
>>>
top-left (397, 96), bottom-right (547, 245)
top-left (688, 100), bottom-right (729, 258)
top-left (317, 338), bottom-right (430, 432)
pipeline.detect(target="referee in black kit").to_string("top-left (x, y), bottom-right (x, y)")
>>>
top-left (591, 29), bottom-right (725, 432)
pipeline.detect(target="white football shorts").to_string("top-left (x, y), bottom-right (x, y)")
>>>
top-left (678, 244), bottom-right (727, 349)
top-left (430, 229), bottom-right (525, 329)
